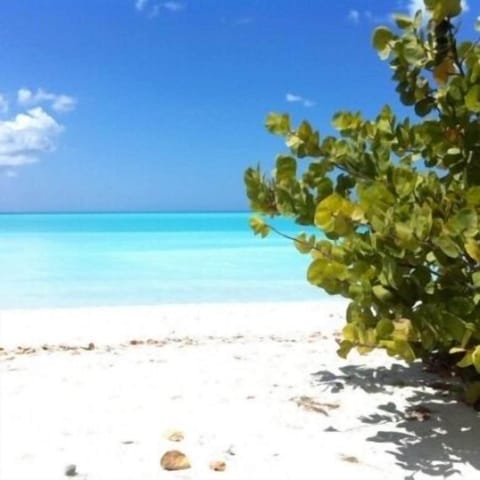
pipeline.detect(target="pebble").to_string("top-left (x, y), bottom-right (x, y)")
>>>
top-left (64, 464), bottom-right (77, 476)
top-left (209, 460), bottom-right (227, 472)
top-left (160, 450), bottom-right (191, 471)
top-left (165, 430), bottom-right (184, 442)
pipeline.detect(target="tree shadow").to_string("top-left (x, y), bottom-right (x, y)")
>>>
top-left (311, 363), bottom-right (480, 478)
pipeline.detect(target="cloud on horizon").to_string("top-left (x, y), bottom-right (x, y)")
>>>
top-left (286, 93), bottom-right (315, 108)
top-left (17, 88), bottom-right (76, 113)
top-left (0, 107), bottom-right (63, 167)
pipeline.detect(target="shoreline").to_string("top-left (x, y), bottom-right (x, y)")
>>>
top-left (1, 300), bottom-right (479, 479)
top-left (0, 300), bottom-right (348, 349)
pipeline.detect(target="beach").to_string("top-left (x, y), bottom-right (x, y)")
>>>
top-left (1, 301), bottom-right (479, 480)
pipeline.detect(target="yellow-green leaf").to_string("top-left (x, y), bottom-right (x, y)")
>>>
top-left (472, 346), bottom-right (480, 374)
top-left (372, 27), bottom-right (394, 57)
top-left (265, 113), bottom-right (290, 135)
top-left (465, 85), bottom-right (480, 113)
top-left (457, 350), bottom-right (473, 368)
top-left (465, 239), bottom-right (480, 261)
top-left (249, 216), bottom-right (270, 238)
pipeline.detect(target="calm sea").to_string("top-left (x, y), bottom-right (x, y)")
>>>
top-left (0, 212), bottom-right (325, 309)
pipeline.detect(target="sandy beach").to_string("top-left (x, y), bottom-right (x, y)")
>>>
top-left (1, 301), bottom-right (479, 480)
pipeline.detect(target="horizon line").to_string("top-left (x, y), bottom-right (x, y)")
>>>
top-left (0, 209), bottom-right (253, 215)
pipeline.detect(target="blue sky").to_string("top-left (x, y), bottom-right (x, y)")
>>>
top-left (0, 0), bottom-right (476, 212)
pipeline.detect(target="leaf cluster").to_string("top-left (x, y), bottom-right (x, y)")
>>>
top-left (244, 0), bottom-right (480, 403)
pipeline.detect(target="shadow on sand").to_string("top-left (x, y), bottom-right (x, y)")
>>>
top-left (311, 363), bottom-right (480, 478)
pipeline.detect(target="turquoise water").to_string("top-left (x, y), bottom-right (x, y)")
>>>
top-left (0, 213), bottom-right (324, 309)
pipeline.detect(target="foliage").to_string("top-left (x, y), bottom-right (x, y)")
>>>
top-left (244, 0), bottom-right (480, 399)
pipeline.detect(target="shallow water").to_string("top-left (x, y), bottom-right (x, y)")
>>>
top-left (0, 212), bottom-right (325, 308)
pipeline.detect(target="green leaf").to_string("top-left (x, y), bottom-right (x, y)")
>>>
top-left (294, 233), bottom-right (316, 254)
top-left (331, 111), bottom-right (362, 131)
top-left (394, 339), bottom-right (416, 362)
top-left (447, 209), bottom-right (478, 237)
top-left (472, 346), bottom-right (480, 374)
top-left (265, 113), bottom-right (290, 135)
top-left (275, 155), bottom-right (297, 185)
top-left (415, 98), bottom-right (434, 117)
top-left (393, 167), bottom-right (416, 198)
top-left (394, 222), bottom-right (415, 248)
top-left (392, 13), bottom-right (413, 29)
top-left (465, 85), bottom-right (480, 113)
top-left (413, 204), bottom-right (433, 240)
top-left (314, 192), bottom-right (358, 235)
top-left (249, 216), bottom-right (270, 238)
top-left (372, 27), bottom-right (394, 59)
top-left (465, 239), bottom-right (480, 261)
top-left (286, 134), bottom-right (304, 152)
top-left (441, 0), bottom-right (462, 17)
top-left (433, 235), bottom-right (460, 258)
top-left (307, 257), bottom-right (349, 286)
top-left (306, 258), bottom-right (326, 286)
top-left (372, 285), bottom-right (394, 303)
top-left (466, 186), bottom-right (480, 206)
top-left (337, 340), bottom-right (354, 359)
top-left (297, 121), bottom-right (313, 141)
top-left (457, 351), bottom-right (473, 368)
top-left (426, 0), bottom-right (461, 20)
top-left (376, 318), bottom-right (394, 338)
top-left (442, 312), bottom-right (467, 342)
top-left (448, 297), bottom-right (475, 317)
top-left (404, 42), bottom-right (425, 65)
top-left (473, 271), bottom-right (480, 288)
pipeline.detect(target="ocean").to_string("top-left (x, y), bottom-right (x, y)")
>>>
top-left (0, 212), bottom-right (324, 309)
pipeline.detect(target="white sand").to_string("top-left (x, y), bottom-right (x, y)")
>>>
top-left (1, 301), bottom-right (479, 480)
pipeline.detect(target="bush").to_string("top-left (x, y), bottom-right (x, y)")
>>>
top-left (244, 0), bottom-right (480, 401)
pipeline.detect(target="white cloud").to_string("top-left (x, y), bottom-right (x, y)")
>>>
top-left (135, 0), bottom-right (185, 16)
top-left (135, 0), bottom-right (148, 11)
top-left (17, 88), bottom-right (31, 105)
top-left (0, 94), bottom-right (8, 114)
top-left (346, 9), bottom-right (389, 25)
top-left (51, 94), bottom-right (76, 112)
top-left (286, 93), bottom-right (315, 108)
top-left (286, 93), bottom-right (302, 103)
top-left (0, 107), bottom-right (63, 166)
top-left (347, 10), bottom-right (360, 24)
top-left (162, 1), bottom-right (185, 12)
top-left (17, 88), bottom-right (76, 113)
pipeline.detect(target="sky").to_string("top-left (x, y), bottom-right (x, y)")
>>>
top-left (0, 0), bottom-right (477, 213)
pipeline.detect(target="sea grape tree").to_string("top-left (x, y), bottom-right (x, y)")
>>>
top-left (245, 0), bottom-right (480, 399)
